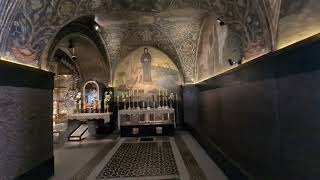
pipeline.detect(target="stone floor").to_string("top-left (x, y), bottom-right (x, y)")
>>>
top-left (50, 131), bottom-right (228, 180)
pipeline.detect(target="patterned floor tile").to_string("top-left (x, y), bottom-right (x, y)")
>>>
top-left (96, 142), bottom-right (179, 179)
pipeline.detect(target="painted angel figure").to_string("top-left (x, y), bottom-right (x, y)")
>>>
top-left (75, 91), bottom-right (82, 113)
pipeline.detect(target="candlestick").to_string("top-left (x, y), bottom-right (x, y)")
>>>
top-left (128, 95), bottom-right (131, 109)
top-left (123, 94), bottom-right (127, 110)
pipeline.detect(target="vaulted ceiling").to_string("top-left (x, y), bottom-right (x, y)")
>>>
top-left (0, 0), bottom-right (319, 83)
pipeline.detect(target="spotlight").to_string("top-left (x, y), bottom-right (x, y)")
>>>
top-left (71, 55), bottom-right (77, 61)
top-left (217, 18), bottom-right (225, 26)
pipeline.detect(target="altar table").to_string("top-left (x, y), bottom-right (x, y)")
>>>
top-left (63, 113), bottom-right (111, 123)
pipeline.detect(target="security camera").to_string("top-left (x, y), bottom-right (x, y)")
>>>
top-left (228, 59), bottom-right (235, 65)
top-left (71, 55), bottom-right (77, 61)
top-left (217, 18), bottom-right (225, 26)
top-left (228, 58), bottom-right (243, 66)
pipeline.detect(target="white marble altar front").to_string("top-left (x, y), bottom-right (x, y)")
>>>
top-left (118, 108), bottom-right (175, 129)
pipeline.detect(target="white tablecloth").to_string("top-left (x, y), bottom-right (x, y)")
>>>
top-left (64, 113), bottom-right (111, 123)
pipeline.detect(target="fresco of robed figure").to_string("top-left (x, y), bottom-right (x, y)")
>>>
top-left (114, 46), bottom-right (182, 96)
top-left (141, 47), bottom-right (152, 83)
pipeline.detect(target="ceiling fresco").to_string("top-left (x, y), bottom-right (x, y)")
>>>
top-left (0, 0), bottom-right (319, 83)
top-left (278, 0), bottom-right (320, 49)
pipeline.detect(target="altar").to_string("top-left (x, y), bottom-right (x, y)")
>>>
top-left (63, 112), bottom-right (112, 140)
top-left (118, 108), bottom-right (175, 137)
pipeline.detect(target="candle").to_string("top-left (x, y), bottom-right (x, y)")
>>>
top-left (165, 89), bottom-right (168, 96)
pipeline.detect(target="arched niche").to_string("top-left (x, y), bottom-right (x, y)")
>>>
top-left (113, 46), bottom-right (183, 96)
top-left (82, 80), bottom-right (100, 108)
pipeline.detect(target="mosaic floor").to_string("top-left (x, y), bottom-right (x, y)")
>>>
top-left (60, 132), bottom-right (228, 180)
top-left (96, 142), bottom-right (178, 179)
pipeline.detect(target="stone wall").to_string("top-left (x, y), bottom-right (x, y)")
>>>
top-left (0, 61), bottom-right (54, 179)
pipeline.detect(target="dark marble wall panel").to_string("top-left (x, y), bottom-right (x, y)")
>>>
top-left (220, 80), bottom-right (279, 180)
top-left (0, 86), bottom-right (53, 179)
top-left (278, 70), bottom-right (320, 180)
top-left (184, 36), bottom-right (320, 180)
top-left (196, 80), bottom-right (280, 180)
top-left (182, 85), bottom-right (199, 126)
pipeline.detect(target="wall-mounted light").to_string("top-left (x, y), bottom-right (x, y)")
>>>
top-left (228, 58), bottom-right (243, 66)
top-left (217, 18), bottom-right (225, 26)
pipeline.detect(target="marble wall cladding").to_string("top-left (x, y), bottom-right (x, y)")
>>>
top-left (0, 86), bottom-right (53, 179)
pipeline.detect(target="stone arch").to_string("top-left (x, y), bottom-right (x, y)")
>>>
top-left (49, 32), bottom-right (110, 85)
top-left (0, 0), bottom-right (109, 67)
top-left (51, 48), bottom-right (81, 78)
top-left (41, 15), bottom-right (111, 72)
